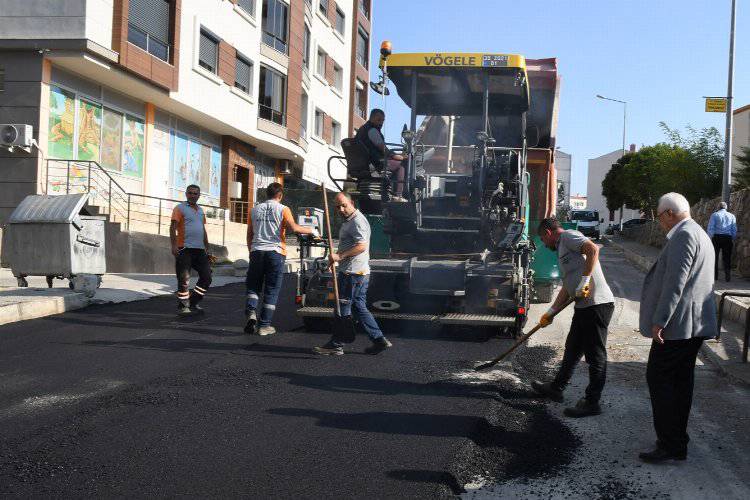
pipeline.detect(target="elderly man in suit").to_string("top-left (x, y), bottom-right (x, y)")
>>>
top-left (638, 192), bottom-right (718, 463)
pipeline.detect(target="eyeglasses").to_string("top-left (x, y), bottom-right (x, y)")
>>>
top-left (656, 209), bottom-right (671, 219)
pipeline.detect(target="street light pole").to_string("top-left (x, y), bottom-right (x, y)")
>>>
top-left (722, 0), bottom-right (737, 204)
top-left (596, 94), bottom-right (628, 230)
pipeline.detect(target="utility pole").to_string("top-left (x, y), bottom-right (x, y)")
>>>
top-left (721, 0), bottom-right (737, 204)
top-left (596, 94), bottom-right (628, 230)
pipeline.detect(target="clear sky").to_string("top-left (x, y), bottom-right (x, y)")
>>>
top-left (368, 0), bottom-right (749, 196)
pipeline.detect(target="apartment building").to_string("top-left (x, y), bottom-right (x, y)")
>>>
top-left (0, 0), bottom-right (373, 225)
top-left (586, 146), bottom-right (640, 224)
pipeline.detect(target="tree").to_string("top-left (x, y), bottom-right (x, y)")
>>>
top-left (659, 123), bottom-right (723, 200)
top-left (733, 146), bottom-right (750, 190)
top-left (601, 154), bottom-right (633, 214)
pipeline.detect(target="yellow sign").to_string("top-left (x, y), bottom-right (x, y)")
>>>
top-left (705, 98), bottom-right (727, 113)
top-left (381, 52), bottom-right (526, 70)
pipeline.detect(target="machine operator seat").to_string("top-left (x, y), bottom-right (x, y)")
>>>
top-left (340, 137), bottom-right (392, 212)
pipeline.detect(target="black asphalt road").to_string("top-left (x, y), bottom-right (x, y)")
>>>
top-left (0, 278), bottom-right (578, 498)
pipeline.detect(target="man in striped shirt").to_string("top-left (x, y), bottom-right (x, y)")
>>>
top-left (245, 182), bottom-right (318, 335)
top-left (170, 184), bottom-right (213, 315)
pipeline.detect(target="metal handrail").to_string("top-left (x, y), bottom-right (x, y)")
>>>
top-left (716, 291), bottom-right (750, 362)
top-left (45, 159), bottom-right (228, 244)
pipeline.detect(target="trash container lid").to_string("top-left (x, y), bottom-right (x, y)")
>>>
top-left (9, 193), bottom-right (89, 224)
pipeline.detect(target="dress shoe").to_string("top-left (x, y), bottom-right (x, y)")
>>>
top-left (638, 448), bottom-right (687, 463)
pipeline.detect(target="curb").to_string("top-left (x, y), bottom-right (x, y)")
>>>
top-left (0, 293), bottom-right (90, 326)
top-left (698, 340), bottom-right (750, 389)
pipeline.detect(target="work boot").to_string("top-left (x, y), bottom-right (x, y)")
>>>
top-left (190, 304), bottom-right (204, 314)
top-left (313, 342), bottom-right (344, 356)
top-left (244, 311), bottom-right (257, 334)
top-left (364, 337), bottom-right (393, 354)
top-left (177, 303), bottom-right (192, 316)
top-left (257, 325), bottom-right (276, 336)
top-left (531, 380), bottom-right (564, 402)
top-left (563, 398), bottom-right (602, 418)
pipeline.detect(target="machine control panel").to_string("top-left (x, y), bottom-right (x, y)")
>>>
top-left (496, 221), bottom-right (525, 250)
top-left (297, 207), bottom-right (324, 238)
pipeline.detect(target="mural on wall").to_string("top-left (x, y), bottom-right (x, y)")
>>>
top-left (77, 99), bottom-right (102, 161)
top-left (101, 108), bottom-right (123, 171)
top-left (210, 148), bottom-right (221, 199)
top-left (200, 144), bottom-right (211, 191)
top-left (123, 116), bottom-right (145, 178)
top-left (48, 86), bottom-right (76, 159)
top-left (188, 140), bottom-right (202, 188)
top-left (172, 132), bottom-right (189, 191)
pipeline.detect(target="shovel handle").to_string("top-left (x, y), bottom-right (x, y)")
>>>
top-left (321, 183), bottom-right (341, 317)
top-left (474, 298), bottom-right (575, 371)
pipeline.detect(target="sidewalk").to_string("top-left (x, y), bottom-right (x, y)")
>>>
top-left (604, 234), bottom-right (750, 387)
top-left (0, 268), bottom-right (244, 326)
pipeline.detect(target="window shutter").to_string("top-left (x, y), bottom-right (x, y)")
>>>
top-left (236, 57), bottom-right (252, 91)
top-left (129, 0), bottom-right (170, 44)
top-left (200, 31), bottom-right (218, 71)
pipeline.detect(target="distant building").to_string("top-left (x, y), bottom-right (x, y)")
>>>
top-left (570, 194), bottom-right (586, 210)
top-left (587, 146), bottom-right (640, 224)
top-left (734, 104), bottom-right (750, 164)
top-left (555, 149), bottom-right (572, 209)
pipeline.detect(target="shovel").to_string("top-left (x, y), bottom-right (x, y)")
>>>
top-left (321, 184), bottom-right (356, 343)
top-left (474, 298), bottom-right (575, 371)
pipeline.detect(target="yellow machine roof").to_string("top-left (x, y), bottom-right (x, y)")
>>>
top-left (380, 52), bottom-right (526, 70)
top-left (379, 52), bottom-right (530, 116)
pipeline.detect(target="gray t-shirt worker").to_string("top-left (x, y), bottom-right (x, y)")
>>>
top-left (338, 210), bottom-right (371, 275)
top-left (531, 218), bottom-right (615, 418)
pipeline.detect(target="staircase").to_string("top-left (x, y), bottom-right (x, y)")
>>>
top-left (43, 160), bottom-right (249, 273)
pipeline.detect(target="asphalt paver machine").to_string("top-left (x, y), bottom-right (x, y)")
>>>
top-left (297, 46), bottom-right (560, 336)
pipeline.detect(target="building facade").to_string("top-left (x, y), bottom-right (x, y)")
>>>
top-left (0, 0), bottom-right (373, 224)
top-left (569, 194), bottom-right (586, 210)
top-left (733, 104), bottom-right (750, 166)
top-left (554, 149), bottom-right (571, 209)
top-left (586, 146), bottom-right (640, 223)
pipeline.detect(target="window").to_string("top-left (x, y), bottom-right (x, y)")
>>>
top-left (335, 7), bottom-right (345, 35)
top-left (261, 0), bottom-right (289, 54)
top-left (354, 80), bottom-right (366, 118)
top-left (235, 55), bottom-right (253, 94)
top-left (333, 63), bottom-right (343, 92)
top-left (358, 0), bottom-right (370, 18)
top-left (319, 0), bottom-right (328, 17)
top-left (259, 65), bottom-right (286, 125)
top-left (303, 24), bottom-right (311, 70)
top-left (316, 48), bottom-right (326, 77)
top-left (356, 26), bottom-right (368, 69)
top-left (127, 0), bottom-right (171, 61)
top-left (199, 28), bottom-right (219, 73)
top-left (300, 92), bottom-right (309, 139)
top-left (331, 120), bottom-right (341, 146)
top-left (314, 108), bottom-right (324, 137)
top-left (237, 0), bottom-right (255, 17)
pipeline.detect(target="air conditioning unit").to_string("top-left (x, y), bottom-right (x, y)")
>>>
top-left (0, 124), bottom-right (33, 147)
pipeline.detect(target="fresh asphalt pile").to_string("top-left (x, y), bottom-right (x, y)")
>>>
top-left (0, 279), bottom-right (589, 498)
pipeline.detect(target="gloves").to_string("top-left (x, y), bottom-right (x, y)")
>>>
top-left (576, 275), bottom-right (591, 299)
top-left (311, 228), bottom-right (321, 238)
top-left (539, 307), bottom-right (557, 328)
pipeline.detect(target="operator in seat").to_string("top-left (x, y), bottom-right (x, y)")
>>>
top-left (354, 108), bottom-right (406, 201)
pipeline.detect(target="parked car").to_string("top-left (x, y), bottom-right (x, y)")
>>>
top-left (621, 218), bottom-right (648, 230)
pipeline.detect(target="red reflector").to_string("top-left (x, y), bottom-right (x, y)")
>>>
top-left (517, 307), bottom-right (526, 315)
top-left (295, 296), bottom-right (303, 304)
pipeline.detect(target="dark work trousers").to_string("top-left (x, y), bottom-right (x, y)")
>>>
top-left (552, 303), bottom-right (614, 402)
top-left (712, 234), bottom-right (733, 281)
top-left (175, 248), bottom-right (212, 307)
top-left (245, 250), bottom-right (286, 327)
top-left (646, 337), bottom-right (704, 455)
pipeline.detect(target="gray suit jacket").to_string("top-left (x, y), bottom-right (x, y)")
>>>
top-left (639, 219), bottom-right (718, 340)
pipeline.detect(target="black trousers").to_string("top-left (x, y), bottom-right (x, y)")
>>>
top-left (712, 235), bottom-right (733, 280)
top-left (175, 248), bottom-right (212, 306)
top-left (553, 303), bottom-right (614, 402)
top-left (646, 337), bottom-right (704, 454)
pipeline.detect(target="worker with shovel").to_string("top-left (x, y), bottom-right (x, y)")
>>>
top-left (532, 217), bottom-right (615, 418)
top-left (313, 192), bottom-right (392, 356)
